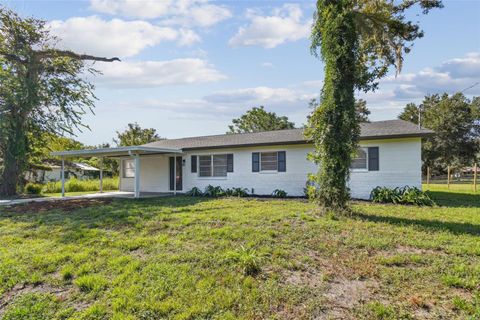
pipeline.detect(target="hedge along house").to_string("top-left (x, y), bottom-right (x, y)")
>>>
top-left (52, 120), bottom-right (432, 199)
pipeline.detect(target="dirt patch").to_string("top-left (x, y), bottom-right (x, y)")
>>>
top-left (0, 283), bottom-right (75, 316)
top-left (394, 246), bottom-right (440, 255)
top-left (319, 277), bottom-right (379, 319)
top-left (3, 198), bottom-right (112, 214)
top-left (283, 268), bottom-right (326, 289)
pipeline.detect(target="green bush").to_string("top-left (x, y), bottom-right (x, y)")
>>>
top-left (186, 187), bottom-right (203, 197)
top-left (272, 189), bottom-right (287, 198)
top-left (370, 186), bottom-right (435, 206)
top-left (42, 177), bottom-right (119, 194)
top-left (25, 183), bottom-right (43, 194)
top-left (225, 187), bottom-right (249, 197)
top-left (203, 185), bottom-right (225, 197)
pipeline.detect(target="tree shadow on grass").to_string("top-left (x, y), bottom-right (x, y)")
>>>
top-left (426, 191), bottom-right (480, 208)
top-left (0, 196), bottom-right (219, 235)
top-left (355, 212), bottom-right (480, 236)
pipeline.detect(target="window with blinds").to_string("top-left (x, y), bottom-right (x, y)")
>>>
top-left (199, 154), bottom-right (229, 177)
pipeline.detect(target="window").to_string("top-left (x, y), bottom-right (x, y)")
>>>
top-left (199, 154), bottom-right (228, 177)
top-left (351, 148), bottom-right (368, 170)
top-left (122, 159), bottom-right (135, 178)
top-left (260, 152), bottom-right (278, 171)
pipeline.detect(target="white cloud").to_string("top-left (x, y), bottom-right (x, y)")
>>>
top-left (89, 0), bottom-right (231, 27)
top-left (438, 52), bottom-right (480, 79)
top-left (229, 4), bottom-right (310, 49)
top-left (351, 52), bottom-right (480, 119)
top-left (92, 59), bottom-right (226, 87)
top-left (48, 16), bottom-right (199, 58)
top-left (385, 52), bottom-right (480, 95)
top-left (261, 62), bottom-right (274, 68)
top-left (177, 29), bottom-right (201, 46)
top-left (107, 84), bottom-right (315, 121)
top-left (204, 86), bottom-right (300, 104)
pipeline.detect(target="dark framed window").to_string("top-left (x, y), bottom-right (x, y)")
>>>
top-left (199, 154), bottom-right (230, 177)
top-left (351, 148), bottom-right (368, 170)
top-left (260, 152), bottom-right (278, 171)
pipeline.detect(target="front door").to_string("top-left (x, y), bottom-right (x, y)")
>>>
top-left (169, 156), bottom-right (182, 191)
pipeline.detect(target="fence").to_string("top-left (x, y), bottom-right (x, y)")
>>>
top-left (423, 163), bottom-right (478, 193)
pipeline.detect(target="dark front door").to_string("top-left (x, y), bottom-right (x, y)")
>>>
top-left (169, 156), bottom-right (182, 191)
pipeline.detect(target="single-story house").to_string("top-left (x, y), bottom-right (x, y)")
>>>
top-left (52, 119), bottom-right (432, 199)
top-left (25, 161), bottom-right (100, 183)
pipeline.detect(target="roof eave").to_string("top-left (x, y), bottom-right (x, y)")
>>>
top-left (50, 146), bottom-right (183, 158)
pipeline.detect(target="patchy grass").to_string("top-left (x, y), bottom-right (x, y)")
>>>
top-left (0, 191), bottom-right (479, 319)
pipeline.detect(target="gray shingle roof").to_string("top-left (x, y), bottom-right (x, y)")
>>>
top-left (143, 119), bottom-right (432, 150)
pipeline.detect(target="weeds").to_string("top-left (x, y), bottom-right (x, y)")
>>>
top-left (42, 177), bottom-right (118, 194)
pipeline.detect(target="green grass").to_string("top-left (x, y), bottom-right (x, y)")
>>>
top-left (0, 191), bottom-right (479, 319)
top-left (424, 183), bottom-right (478, 194)
top-left (42, 177), bottom-right (119, 194)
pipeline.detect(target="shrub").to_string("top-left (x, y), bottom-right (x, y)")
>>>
top-left (203, 185), bottom-right (225, 197)
top-left (224, 187), bottom-right (248, 197)
top-left (42, 177), bottom-right (119, 194)
top-left (272, 189), bottom-right (287, 198)
top-left (304, 174), bottom-right (318, 200)
top-left (25, 183), bottom-right (43, 194)
top-left (186, 187), bottom-right (203, 197)
top-left (370, 186), bottom-right (435, 206)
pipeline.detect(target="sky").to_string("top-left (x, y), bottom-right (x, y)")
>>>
top-left (3, 0), bottom-right (480, 145)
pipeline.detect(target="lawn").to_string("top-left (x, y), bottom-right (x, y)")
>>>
top-left (0, 191), bottom-right (478, 319)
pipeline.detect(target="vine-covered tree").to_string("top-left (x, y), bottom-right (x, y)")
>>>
top-left (308, 98), bottom-right (371, 122)
top-left (0, 8), bottom-right (119, 195)
top-left (305, 0), bottom-right (442, 211)
top-left (399, 93), bottom-right (480, 172)
top-left (228, 106), bottom-right (295, 133)
top-left (0, 8), bottom-right (120, 195)
top-left (114, 122), bottom-right (162, 146)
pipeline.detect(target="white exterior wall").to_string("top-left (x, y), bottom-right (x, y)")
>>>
top-left (348, 138), bottom-right (422, 199)
top-left (119, 155), bottom-right (170, 192)
top-left (119, 138), bottom-right (422, 200)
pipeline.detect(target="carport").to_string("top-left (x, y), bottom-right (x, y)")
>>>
top-left (51, 146), bottom-right (183, 198)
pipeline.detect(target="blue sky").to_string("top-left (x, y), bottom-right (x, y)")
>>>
top-left (3, 0), bottom-right (480, 145)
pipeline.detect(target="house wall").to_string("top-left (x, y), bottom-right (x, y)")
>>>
top-left (119, 137), bottom-right (422, 199)
top-left (119, 155), bottom-right (170, 192)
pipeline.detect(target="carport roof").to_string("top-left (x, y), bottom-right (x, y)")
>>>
top-left (50, 146), bottom-right (182, 158)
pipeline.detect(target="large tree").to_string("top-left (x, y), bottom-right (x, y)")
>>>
top-left (399, 93), bottom-right (480, 172)
top-left (305, 0), bottom-right (442, 211)
top-left (114, 122), bottom-right (162, 146)
top-left (228, 106), bottom-right (295, 133)
top-left (0, 8), bottom-right (119, 195)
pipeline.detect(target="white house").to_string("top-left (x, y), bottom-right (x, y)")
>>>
top-left (26, 162), bottom-right (100, 183)
top-left (52, 120), bottom-right (432, 199)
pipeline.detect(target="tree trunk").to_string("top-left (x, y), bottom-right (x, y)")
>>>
top-left (0, 105), bottom-right (28, 196)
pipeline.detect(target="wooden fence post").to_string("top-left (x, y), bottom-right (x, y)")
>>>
top-left (447, 166), bottom-right (451, 190)
top-left (474, 163), bottom-right (478, 193)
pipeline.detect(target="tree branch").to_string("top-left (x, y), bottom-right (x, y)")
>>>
top-left (1, 49), bottom-right (120, 64)
top-left (0, 52), bottom-right (27, 64)
top-left (35, 50), bottom-right (120, 62)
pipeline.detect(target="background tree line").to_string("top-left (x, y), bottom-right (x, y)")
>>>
top-left (398, 92), bottom-right (480, 174)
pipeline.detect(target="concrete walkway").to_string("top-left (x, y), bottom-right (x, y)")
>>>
top-left (0, 191), bottom-right (172, 206)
